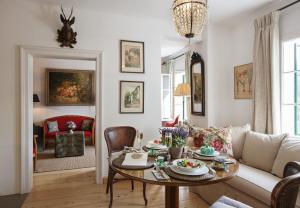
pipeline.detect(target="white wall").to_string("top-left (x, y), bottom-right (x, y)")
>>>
top-left (0, 0), bottom-right (173, 195)
top-left (33, 58), bottom-right (96, 125)
top-left (206, 1), bottom-right (300, 128)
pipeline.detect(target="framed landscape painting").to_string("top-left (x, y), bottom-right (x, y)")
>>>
top-left (234, 63), bottom-right (253, 99)
top-left (120, 81), bottom-right (144, 114)
top-left (120, 40), bottom-right (144, 73)
top-left (46, 68), bottom-right (95, 106)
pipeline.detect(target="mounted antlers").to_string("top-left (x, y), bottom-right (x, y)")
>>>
top-left (57, 5), bottom-right (77, 48)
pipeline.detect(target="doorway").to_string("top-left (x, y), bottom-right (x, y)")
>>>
top-left (20, 46), bottom-right (103, 193)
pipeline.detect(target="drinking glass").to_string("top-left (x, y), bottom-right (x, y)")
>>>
top-left (165, 132), bottom-right (172, 147)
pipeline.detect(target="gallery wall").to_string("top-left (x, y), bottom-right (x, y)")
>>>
top-left (0, 0), bottom-right (174, 195)
top-left (33, 58), bottom-right (96, 125)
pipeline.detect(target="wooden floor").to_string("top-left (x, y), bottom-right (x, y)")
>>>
top-left (22, 168), bottom-right (209, 208)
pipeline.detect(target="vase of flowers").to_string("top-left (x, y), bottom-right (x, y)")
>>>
top-left (66, 121), bottom-right (76, 134)
top-left (159, 127), bottom-right (189, 159)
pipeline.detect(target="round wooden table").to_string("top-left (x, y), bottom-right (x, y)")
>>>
top-left (109, 154), bottom-right (239, 208)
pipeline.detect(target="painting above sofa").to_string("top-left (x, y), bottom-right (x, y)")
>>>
top-left (46, 68), bottom-right (95, 106)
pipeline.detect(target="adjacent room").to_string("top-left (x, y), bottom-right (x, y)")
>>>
top-left (0, 0), bottom-right (300, 208)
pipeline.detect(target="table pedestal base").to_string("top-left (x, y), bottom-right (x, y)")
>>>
top-left (165, 186), bottom-right (179, 208)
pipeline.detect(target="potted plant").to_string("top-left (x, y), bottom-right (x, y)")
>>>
top-left (159, 127), bottom-right (189, 159)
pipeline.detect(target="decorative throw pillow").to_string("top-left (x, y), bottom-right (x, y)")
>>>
top-left (242, 131), bottom-right (287, 172)
top-left (47, 121), bottom-right (59, 133)
top-left (198, 127), bottom-right (233, 156)
top-left (271, 137), bottom-right (300, 178)
top-left (230, 124), bottom-right (251, 160)
top-left (81, 119), bottom-right (93, 131)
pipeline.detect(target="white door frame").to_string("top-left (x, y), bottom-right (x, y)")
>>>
top-left (20, 45), bottom-right (103, 193)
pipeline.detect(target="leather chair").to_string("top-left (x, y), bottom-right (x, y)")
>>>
top-left (210, 161), bottom-right (300, 208)
top-left (104, 126), bottom-right (147, 208)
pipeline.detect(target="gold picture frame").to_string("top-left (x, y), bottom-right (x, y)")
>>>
top-left (234, 63), bottom-right (253, 99)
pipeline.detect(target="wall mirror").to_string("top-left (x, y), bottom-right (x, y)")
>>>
top-left (190, 52), bottom-right (205, 116)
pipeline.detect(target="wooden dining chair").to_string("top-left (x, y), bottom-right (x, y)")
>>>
top-left (104, 126), bottom-right (147, 208)
top-left (210, 161), bottom-right (300, 208)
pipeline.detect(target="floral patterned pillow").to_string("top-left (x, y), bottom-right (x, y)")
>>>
top-left (193, 127), bottom-right (233, 156)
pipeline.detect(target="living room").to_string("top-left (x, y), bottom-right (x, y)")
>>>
top-left (0, 0), bottom-right (300, 208)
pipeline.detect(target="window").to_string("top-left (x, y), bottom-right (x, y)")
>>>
top-left (281, 39), bottom-right (300, 136)
top-left (161, 55), bottom-right (188, 121)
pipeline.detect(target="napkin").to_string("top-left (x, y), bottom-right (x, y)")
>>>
top-left (122, 152), bottom-right (148, 166)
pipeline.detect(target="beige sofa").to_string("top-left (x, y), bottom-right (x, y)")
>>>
top-left (190, 125), bottom-right (300, 208)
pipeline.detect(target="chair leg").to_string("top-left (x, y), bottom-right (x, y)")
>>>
top-left (131, 179), bottom-right (134, 191)
top-left (106, 169), bottom-right (111, 194)
top-left (109, 168), bottom-right (116, 208)
top-left (143, 182), bottom-right (148, 206)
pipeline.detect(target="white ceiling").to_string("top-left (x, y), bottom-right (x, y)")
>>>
top-left (27, 0), bottom-right (277, 23)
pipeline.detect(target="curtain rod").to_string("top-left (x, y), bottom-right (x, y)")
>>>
top-left (278, 0), bottom-right (300, 11)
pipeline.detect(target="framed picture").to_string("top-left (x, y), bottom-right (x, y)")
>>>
top-left (120, 81), bottom-right (144, 113)
top-left (120, 40), bottom-right (144, 73)
top-left (234, 63), bottom-right (253, 99)
top-left (190, 52), bottom-right (205, 116)
top-left (46, 68), bottom-right (95, 106)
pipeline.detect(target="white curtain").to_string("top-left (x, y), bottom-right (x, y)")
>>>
top-left (253, 11), bottom-right (281, 134)
top-left (185, 51), bottom-right (192, 121)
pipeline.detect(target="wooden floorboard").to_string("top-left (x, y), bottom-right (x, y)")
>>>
top-left (22, 167), bottom-right (209, 208)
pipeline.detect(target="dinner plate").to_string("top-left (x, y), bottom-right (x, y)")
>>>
top-left (172, 159), bottom-right (205, 173)
top-left (196, 151), bottom-right (220, 157)
top-left (170, 165), bottom-right (209, 176)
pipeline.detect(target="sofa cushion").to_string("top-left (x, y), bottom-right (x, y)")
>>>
top-left (230, 124), bottom-right (251, 160)
top-left (46, 131), bottom-right (92, 139)
top-left (241, 131), bottom-right (287, 172)
top-left (81, 119), bottom-right (93, 131)
top-left (47, 121), bottom-right (59, 133)
top-left (225, 163), bottom-right (281, 205)
top-left (272, 137), bottom-right (300, 178)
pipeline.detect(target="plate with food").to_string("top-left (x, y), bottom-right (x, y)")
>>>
top-left (146, 140), bottom-right (167, 150)
top-left (170, 159), bottom-right (209, 176)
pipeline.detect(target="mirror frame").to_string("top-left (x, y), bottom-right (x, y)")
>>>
top-left (190, 52), bottom-right (205, 116)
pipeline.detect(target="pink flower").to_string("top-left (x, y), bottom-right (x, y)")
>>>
top-left (211, 139), bottom-right (224, 152)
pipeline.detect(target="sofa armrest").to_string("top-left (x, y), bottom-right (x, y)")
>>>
top-left (91, 120), bottom-right (95, 146)
top-left (284, 161), bottom-right (300, 178)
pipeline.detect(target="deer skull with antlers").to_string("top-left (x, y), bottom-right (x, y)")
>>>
top-left (57, 6), bottom-right (77, 48)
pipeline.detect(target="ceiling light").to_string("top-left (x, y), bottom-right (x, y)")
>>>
top-left (172, 0), bottom-right (208, 38)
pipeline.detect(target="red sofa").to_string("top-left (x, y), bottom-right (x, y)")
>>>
top-left (43, 115), bottom-right (95, 149)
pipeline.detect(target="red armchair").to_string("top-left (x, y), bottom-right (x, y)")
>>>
top-left (43, 115), bottom-right (95, 149)
top-left (164, 115), bottom-right (180, 127)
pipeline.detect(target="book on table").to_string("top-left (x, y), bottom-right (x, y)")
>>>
top-left (122, 152), bottom-right (148, 166)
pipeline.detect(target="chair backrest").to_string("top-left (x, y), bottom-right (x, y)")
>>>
top-left (271, 161), bottom-right (300, 208)
top-left (104, 126), bottom-right (136, 156)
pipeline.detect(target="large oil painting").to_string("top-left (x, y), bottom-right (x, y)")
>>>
top-left (120, 81), bottom-right (144, 113)
top-left (120, 40), bottom-right (144, 73)
top-left (234, 63), bottom-right (253, 99)
top-left (46, 69), bottom-right (95, 106)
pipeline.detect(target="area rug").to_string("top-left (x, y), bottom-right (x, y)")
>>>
top-left (36, 146), bottom-right (95, 173)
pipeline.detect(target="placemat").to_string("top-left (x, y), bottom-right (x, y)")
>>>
top-left (112, 153), bottom-right (155, 170)
top-left (163, 166), bottom-right (215, 181)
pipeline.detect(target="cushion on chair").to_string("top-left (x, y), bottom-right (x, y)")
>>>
top-left (272, 137), bottom-right (300, 178)
top-left (225, 163), bottom-right (281, 205)
top-left (230, 124), bottom-right (251, 160)
top-left (210, 196), bottom-right (252, 208)
top-left (241, 131), bottom-right (287, 172)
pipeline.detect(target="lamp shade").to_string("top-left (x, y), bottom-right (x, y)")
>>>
top-left (174, 83), bottom-right (191, 96)
top-left (33, 94), bottom-right (40, 103)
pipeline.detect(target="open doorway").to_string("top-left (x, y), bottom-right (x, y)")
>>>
top-left (20, 46), bottom-right (103, 194)
top-left (33, 58), bottom-right (97, 173)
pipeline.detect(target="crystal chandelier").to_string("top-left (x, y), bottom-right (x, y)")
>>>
top-left (172, 0), bottom-right (208, 38)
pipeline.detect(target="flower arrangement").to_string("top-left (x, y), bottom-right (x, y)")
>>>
top-left (159, 127), bottom-right (189, 148)
top-left (66, 121), bottom-right (76, 131)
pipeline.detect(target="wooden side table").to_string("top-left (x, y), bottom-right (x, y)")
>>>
top-left (55, 131), bottom-right (85, 158)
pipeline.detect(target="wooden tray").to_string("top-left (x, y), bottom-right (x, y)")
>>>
top-left (163, 166), bottom-right (215, 181)
top-left (112, 154), bottom-right (155, 170)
